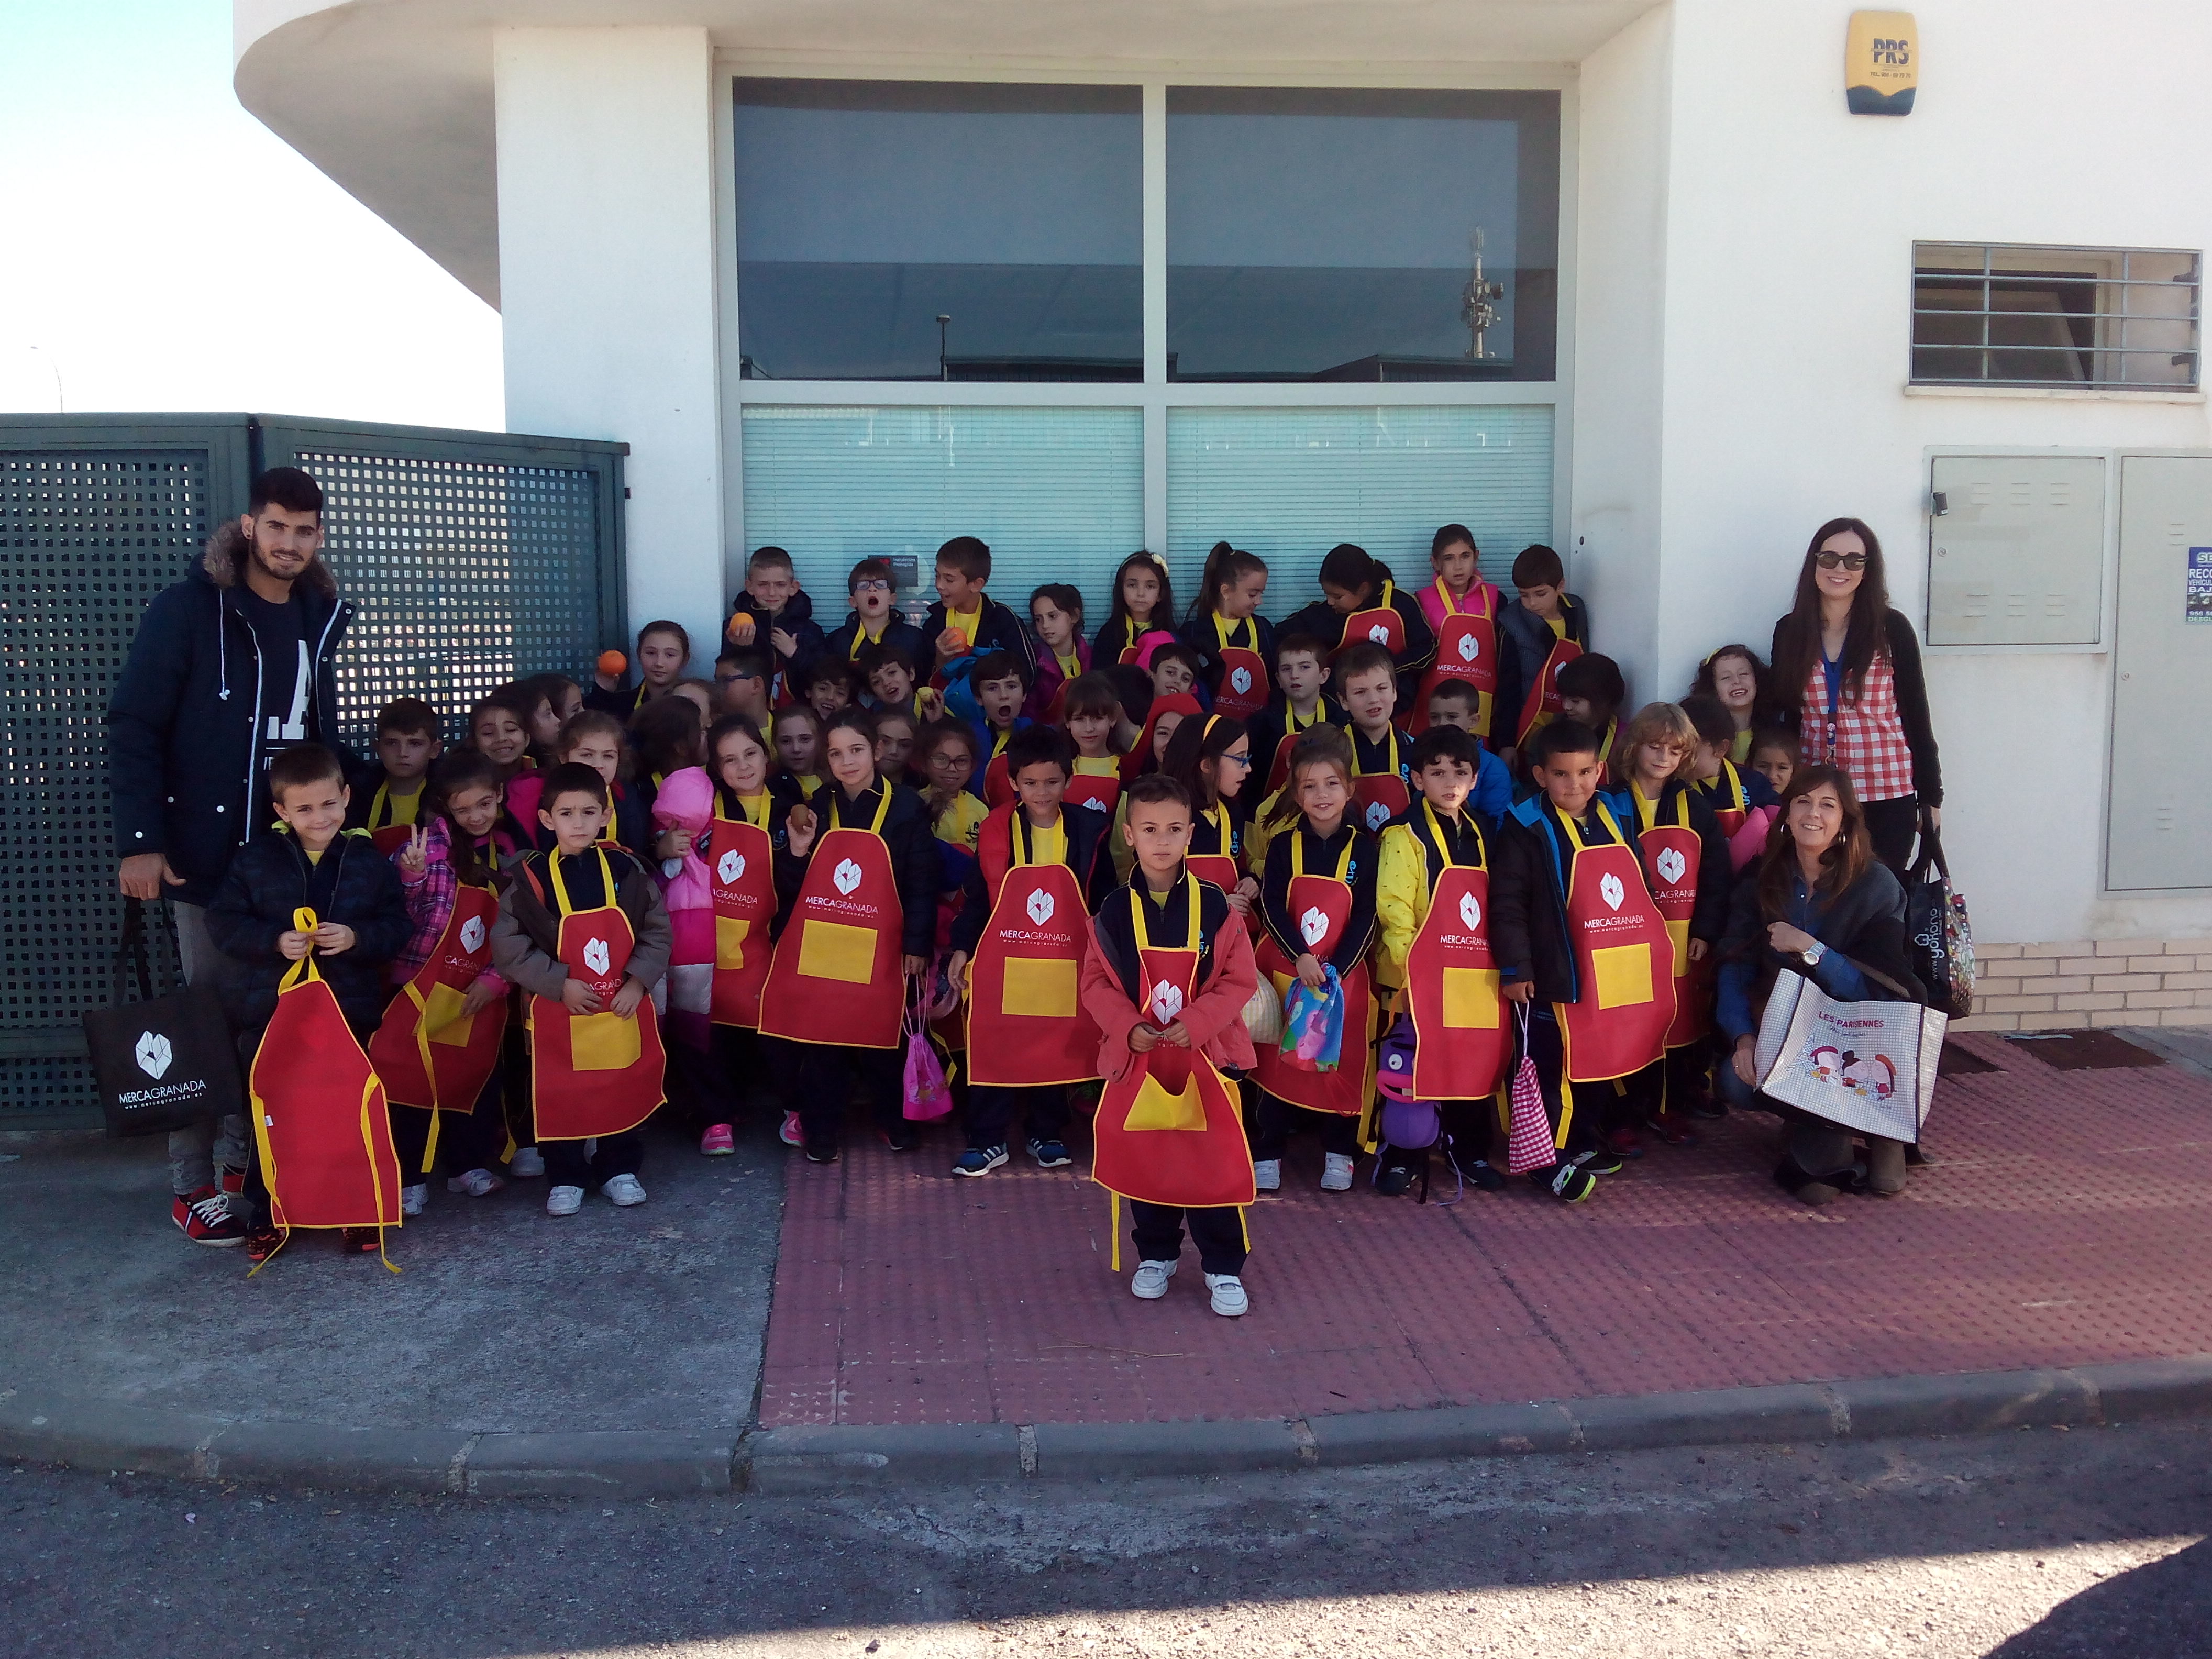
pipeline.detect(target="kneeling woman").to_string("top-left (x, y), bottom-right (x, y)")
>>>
top-left (759, 706), bottom-right (939, 1160)
top-left (1713, 765), bottom-right (1927, 1203)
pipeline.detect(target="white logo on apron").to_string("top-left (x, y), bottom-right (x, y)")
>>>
top-left (833, 858), bottom-right (863, 895)
top-left (459, 916), bottom-right (488, 954)
top-left (1365, 800), bottom-right (1390, 831)
top-left (1149, 981), bottom-right (1185, 1024)
top-left (583, 937), bottom-right (612, 976)
top-left (1458, 891), bottom-right (1481, 931)
top-left (1457, 633), bottom-right (1480, 663)
top-left (1367, 623), bottom-right (1391, 644)
top-left (1229, 667), bottom-right (1252, 695)
top-left (1299, 906), bottom-right (1330, 946)
top-left (134, 1031), bottom-right (172, 1079)
top-left (1026, 888), bottom-right (1055, 926)
top-left (718, 849), bottom-right (746, 884)
top-left (1655, 847), bottom-right (1687, 885)
top-left (1599, 873), bottom-right (1626, 912)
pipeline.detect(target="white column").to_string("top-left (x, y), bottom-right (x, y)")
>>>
top-left (494, 26), bottom-right (725, 666)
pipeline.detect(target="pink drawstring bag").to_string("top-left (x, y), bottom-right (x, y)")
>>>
top-left (1505, 1005), bottom-right (1556, 1175)
top-left (902, 982), bottom-right (953, 1121)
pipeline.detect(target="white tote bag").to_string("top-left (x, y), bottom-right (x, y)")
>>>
top-left (1752, 968), bottom-right (1946, 1142)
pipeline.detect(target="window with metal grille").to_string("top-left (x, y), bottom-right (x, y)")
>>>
top-left (1911, 242), bottom-right (2200, 391)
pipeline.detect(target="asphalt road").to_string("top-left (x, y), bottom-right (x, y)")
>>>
top-left (7, 1420), bottom-right (2209, 1657)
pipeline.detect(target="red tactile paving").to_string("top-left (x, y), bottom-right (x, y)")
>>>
top-left (755, 1033), bottom-right (2212, 1428)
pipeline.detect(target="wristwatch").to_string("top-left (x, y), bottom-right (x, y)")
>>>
top-left (1799, 941), bottom-right (1827, 968)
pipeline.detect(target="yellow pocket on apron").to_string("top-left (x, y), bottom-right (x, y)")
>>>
top-left (423, 980), bottom-right (478, 1049)
top-left (1001, 956), bottom-right (1077, 1019)
top-left (1440, 966), bottom-right (1501, 1028)
top-left (1591, 942), bottom-right (1654, 1009)
top-left (797, 919), bottom-right (877, 984)
top-left (1124, 1072), bottom-right (1207, 1132)
top-left (570, 1010), bottom-right (644, 1071)
top-left (716, 915), bottom-right (754, 971)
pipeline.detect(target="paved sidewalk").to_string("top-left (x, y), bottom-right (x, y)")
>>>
top-left (759, 1031), bottom-right (2212, 1429)
top-left (0, 1122), bottom-right (780, 1433)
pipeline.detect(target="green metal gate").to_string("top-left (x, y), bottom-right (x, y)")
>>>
top-left (0, 414), bottom-right (628, 1127)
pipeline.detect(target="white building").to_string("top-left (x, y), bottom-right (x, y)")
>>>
top-left (233, 0), bottom-right (2212, 1024)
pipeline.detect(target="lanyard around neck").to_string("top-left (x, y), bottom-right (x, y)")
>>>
top-left (1291, 826), bottom-right (1355, 881)
top-left (1212, 613), bottom-right (1253, 651)
top-left (1630, 780), bottom-right (1689, 833)
top-left (1431, 576), bottom-right (1491, 620)
top-left (839, 784), bottom-right (894, 836)
top-left (549, 846), bottom-right (615, 915)
top-left (1013, 811), bottom-right (1062, 867)
top-left (1130, 872), bottom-right (1199, 953)
top-left (1555, 798), bottom-right (1625, 854)
top-left (1420, 800), bottom-right (1480, 869)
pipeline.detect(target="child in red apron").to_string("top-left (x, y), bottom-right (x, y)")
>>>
top-left (759, 707), bottom-right (939, 1160)
top-left (1060, 672), bottom-right (1128, 818)
top-left (1495, 543), bottom-right (1591, 760)
top-left (1276, 544), bottom-right (1437, 696)
top-left (1411, 524), bottom-right (1504, 739)
top-left (1246, 633), bottom-right (1346, 797)
top-left (1335, 640), bottom-right (1415, 838)
top-left (491, 763), bottom-right (672, 1216)
top-left (1491, 718), bottom-right (1674, 1203)
top-left (1613, 703), bottom-right (1735, 1148)
top-left (959, 649), bottom-right (1032, 809)
top-left (203, 744), bottom-right (412, 1262)
top-left (1556, 653), bottom-right (1627, 787)
top-left (1372, 725), bottom-right (1511, 1197)
top-left (1080, 774), bottom-right (1262, 1318)
top-left (347, 697), bottom-right (441, 855)
top-left (1683, 692), bottom-right (1784, 878)
top-left (1249, 730), bottom-right (1380, 1195)
top-left (1157, 714), bottom-right (1260, 920)
top-left (377, 750), bottom-right (515, 1210)
top-left (1178, 544), bottom-right (1275, 722)
top-left (1091, 551), bottom-right (1176, 669)
top-left (1026, 582), bottom-right (1091, 725)
top-left (944, 726), bottom-right (1119, 1175)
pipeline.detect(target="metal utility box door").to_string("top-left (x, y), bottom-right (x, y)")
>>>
top-left (1927, 455), bottom-right (2105, 646)
top-left (2109, 455), bottom-right (2212, 890)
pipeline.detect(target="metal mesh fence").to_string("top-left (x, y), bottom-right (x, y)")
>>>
top-left (0, 416), bottom-right (625, 1127)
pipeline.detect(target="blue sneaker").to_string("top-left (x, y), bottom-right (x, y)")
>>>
top-left (954, 1145), bottom-right (1009, 1178)
top-left (1027, 1137), bottom-right (1072, 1169)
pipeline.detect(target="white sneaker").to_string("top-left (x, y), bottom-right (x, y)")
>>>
top-left (1131, 1259), bottom-right (1178, 1300)
top-left (446, 1168), bottom-right (506, 1198)
top-left (545, 1184), bottom-right (584, 1217)
top-left (1204, 1273), bottom-right (1250, 1318)
top-left (1252, 1158), bottom-right (1281, 1192)
top-left (1321, 1152), bottom-right (1355, 1192)
top-left (779, 1110), bottom-right (804, 1148)
top-left (602, 1173), bottom-right (648, 1207)
top-left (400, 1184), bottom-right (427, 1216)
top-left (509, 1147), bottom-right (545, 1179)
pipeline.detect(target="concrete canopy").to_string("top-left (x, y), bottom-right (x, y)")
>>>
top-left (233, 0), bottom-right (1650, 308)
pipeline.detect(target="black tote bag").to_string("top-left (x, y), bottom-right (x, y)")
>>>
top-left (81, 900), bottom-right (244, 1138)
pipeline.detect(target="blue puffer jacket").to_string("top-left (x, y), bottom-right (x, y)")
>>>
top-left (104, 521), bottom-right (356, 906)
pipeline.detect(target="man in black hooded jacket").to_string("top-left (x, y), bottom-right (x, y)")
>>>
top-left (106, 466), bottom-right (357, 1245)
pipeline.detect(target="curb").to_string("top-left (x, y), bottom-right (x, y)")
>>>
top-left (8, 1356), bottom-right (2212, 1498)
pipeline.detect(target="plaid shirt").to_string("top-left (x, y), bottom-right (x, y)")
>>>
top-left (1800, 651), bottom-right (1916, 803)
top-left (391, 819), bottom-right (508, 994)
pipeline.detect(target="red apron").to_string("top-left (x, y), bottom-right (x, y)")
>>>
top-left (759, 787), bottom-right (905, 1049)
top-left (965, 814), bottom-right (1101, 1086)
top-left (1090, 876), bottom-right (1257, 1211)
top-left (709, 798), bottom-right (777, 1030)
top-left (1411, 580), bottom-right (1498, 738)
top-left (981, 731), bottom-right (1016, 810)
top-left (529, 848), bottom-right (668, 1141)
top-left (1253, 832), bottom-right (1375, 1115)
top-left (1514, 626), bottom-right (1584, 745)
top-left (1632, 785), bottom-right (1711, 1049)
top-left (1265, 706), bottom-right (1335, 795)
top-left (1066, 758), bottom-right (1122, 816)
top-left (1111, 617), bottom-right (1145, 666)
top-left (368, 882), bottom-right (507, 1168)
top-left (1210, 615), bottom-right (1270, 721)
top-left (1185, 804), bottom-right (1242, 895)
top-left (1554, 803), bottom-right (1675, 1083)
top-left (366, 784), bottom-right (421, 857)
top-left (1401, 810), bottom-right (1507, 1101)
top-left (1702, 759), bottom-right (1751, 839)
top-left (250, 908), bottom-right (403, 1237)
top-left (1337, 581), bottom-right (1406, 658)
top-left (1351, 729), bottom-right (1411, 836)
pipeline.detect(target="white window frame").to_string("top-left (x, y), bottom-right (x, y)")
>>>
top-left (711, 58), bottom-right (1577, 605)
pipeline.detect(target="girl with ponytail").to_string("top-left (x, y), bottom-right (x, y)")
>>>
top-left (1179, 542), bottom-right (1274, 722)
top-left (1277, 543), bottom-right (1436, 689)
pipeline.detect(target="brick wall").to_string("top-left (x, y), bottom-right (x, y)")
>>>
top-left (1955, 939), bottom-right (2212, 1032)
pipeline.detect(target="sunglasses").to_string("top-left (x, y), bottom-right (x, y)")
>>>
top-left (1814, 551), bottom-right (1868, 571)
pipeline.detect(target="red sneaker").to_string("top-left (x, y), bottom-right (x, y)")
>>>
top-left (245, 1227), bottom-right (285, 1264)
top-left (1605, 1126), bottom-right (1647, 1160)
top-left (339, 1227), bottom-right (382, 1254)
top-left (172, 1186), bottom-right (245, 1247)
top-left (1648, 1111), bottom-right (1699, 1147)
top-left (699, 1123), bottom-right (735, 1156)
top-left (218, 1164), bottom-right (247, 1198)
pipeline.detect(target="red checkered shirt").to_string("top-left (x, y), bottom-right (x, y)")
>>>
top-left (1800, 651), bottom-right (1916, 803)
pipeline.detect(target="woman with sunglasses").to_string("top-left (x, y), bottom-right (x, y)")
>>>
top-left (1768, 518), bottom-right (1943, 873)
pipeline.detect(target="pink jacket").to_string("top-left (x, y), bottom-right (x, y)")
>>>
top-left (1078, 913), bottom-right (1259, 1085)
top-left (650, 766), bottom-right (717, 968)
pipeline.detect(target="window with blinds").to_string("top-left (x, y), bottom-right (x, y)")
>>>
top-left (1164, 405), bottom-right (1555, 605)
top-left (739, 405), bottom-right (1145, 630)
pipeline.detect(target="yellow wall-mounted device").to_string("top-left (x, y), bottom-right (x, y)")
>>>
top-left (1847, 11), bottom-right (1918, 115)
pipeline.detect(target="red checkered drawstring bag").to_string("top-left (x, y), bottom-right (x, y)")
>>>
top-left (1505, 1004), bottom-right (1556, 1175)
